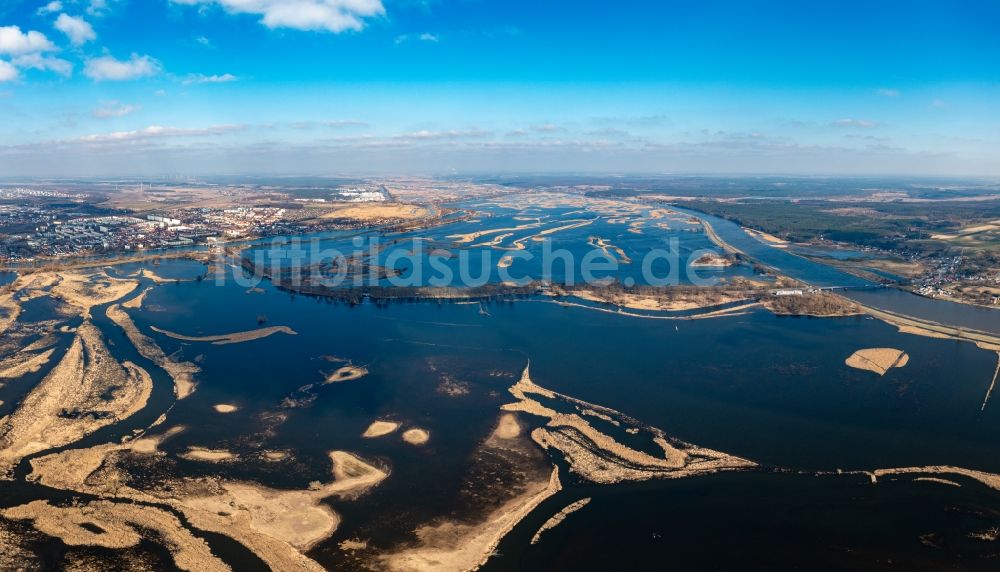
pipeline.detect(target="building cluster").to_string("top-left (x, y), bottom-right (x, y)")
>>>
top-left (913, 255), bottom-right (1000, 304)
top-left (185, 207), bottom-right (288, 239)
top-left (16, 215), bottom-right (192, 258)
top-left (0, 205), bottom-right (58, 233)
top-left (0, 187), bottom-right (85, 200)
top-left (0, 205), bottom-right (296, 261)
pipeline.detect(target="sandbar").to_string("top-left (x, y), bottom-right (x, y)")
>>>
top-left (492, 413), bottom-right (521, 440)
top-left (402, 428), bottom-right (430, 445)
top-left (845, 348), bottom-right (909, 376)
top-left (121, 286), bottom-right (152, 309)
top-left (130, 426), bottom-right (185, 455)
top-left (106, 304), bottom-right (200, 399)
top-left (150, 325), bottom-right (297, 345)
top-left (325, 365), bottom-right (368, 384)
top-left (502, 363), bottom-right (755, 484)
top-left (691, 252), bottom-right (734, 267)
top-left (873, 466), bottom-right (1000, 491)
top-left (0, 321), bottom-right (152, 476)
top-left (50, 271), bottom-right (139, 318)
top-left (569, 289), bottom-right (748, 312)
top-left (180, 447), bottom-right (238, 462)
top-left (29, 447), bottom-right (387, 572)
top-left (531, 498), bottom-right (591, 544)
top-left (363, 421), bottom-right (400, 438)
top-left (0, 347), bottom-right (56, 380)
top-left (2, 500), bottom-right (229, 572)
top-left (587, 236), bottom-right (632, 264)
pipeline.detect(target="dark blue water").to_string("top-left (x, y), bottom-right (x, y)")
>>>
top-left (116, 263), bottom-right (1000, 570)
top-left (488, 471), bottom-right (1000, 572)
top-left (844, 288), bottom-right (1000, 336)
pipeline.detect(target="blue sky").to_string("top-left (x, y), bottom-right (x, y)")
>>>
top-left (1, 0), bottom-right (998, 177)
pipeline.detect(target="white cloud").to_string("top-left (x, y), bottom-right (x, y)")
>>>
top-left (876, 88), bottom-right (900, 97)
top-left (395, 32), bottom-right (439, 44)
top-left (831, 118), bottom-right (881, 129)
top-left (37, 1), bottom-right (63, 15)
top-left (531, 123), bottom-right (564, 133)
top-left (592, 114), bottom-right (669, 127)
top-left (92, 101), bottom-right (140, 118)
top-left (0, 60), bottom-right (18, 82)
top-left (76, 124), bottom-right (246, 143)
top-left (323, 119), bottom-right (367, 128)
top-left (84, 54), bottom-right (160, 81)
top-left (586, 127), bottom-right (630, 138)
top-left (0, 26), bottom-right (57, 55)
top-left (394, 129), bottom-right (492, 140)
top-left (86, 0), bottom-right (119, 17)
top-left (11, 53), bottom-right (72, 76)
top-left (170, 0), bottom-right (385, 33)
top-left (181, 72), bottom-right (238, 84)
top-left (0, 26), bottom-right (67, 79)
top-left (55, 14), bottom-right (97, 46)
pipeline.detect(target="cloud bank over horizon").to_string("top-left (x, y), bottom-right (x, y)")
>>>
top-left (0, 0), bottom-right (998, 177)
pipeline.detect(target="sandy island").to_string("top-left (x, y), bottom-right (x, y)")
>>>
top-left (846, 348), bottom-right (909, 376)
top-left (873, 466), bottom-right (1000, 492)
top-left (121, 286), bottom-right (152, 309)
top-left (213, 404), bottom-right (239, 414)
top-left (2, 500), bottom-right (230, 572)
top-left (0, 321), bottom-right (153, 477)
top-left (492, 413), bottom-right (521, 440)
top-left (28, 446), bottom-right (388, 572)
top-left (325, 365), bottom-right (369, 384)
top-left (107, 305), bottom-right (200, 399)
top-left (49, 271), bottom-right (139, 319)
top-left (568, 288), bottom-right (749, 312)
top-left (0, 347), bottom-right (56, 380)
top-left (691, 252), bottom-right (735, 267)
top-left (150, 325), bottom-right (297, 345)
top-left (130, 426), bottom-right (186, 455)
top-left (587, 236), bottom-right (632, 264)
top-left (501, 363), bottom-right (756, 484)
top-left (363, 421), bottom-right (400, 438)
top-left (180, 447), bottom-right (238, 462)
top-left (745, 227), bottom-right (789, 247)
top-left (531, 498), bottom-right (591, 544)
top-left (402, 428), bottom-right (430, 446)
